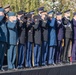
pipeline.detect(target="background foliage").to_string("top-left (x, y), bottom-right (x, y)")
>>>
top-left (0, 0), bottom-right (76, 13)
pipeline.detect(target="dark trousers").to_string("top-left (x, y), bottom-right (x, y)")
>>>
top-left (41, 41), bottom-right (48, 65)
top-left (47, 46), bottom-right (55, 64)
top-left (63, 38), bottom-right (70, 62)
top-left (18, 44), bottom-right (25, 68)
top-left (25, 42), bottom-right (32, 67)
top-left (72, 40), bottom-right (76, 62)
top-left (0, 42), bottom-right (6, 70)
top-left (7, 45), bottom-right (17, 69)
top-left (56, 40), bottom-right (63, 63)
top-left (34, 44), bottom-right (41, 66)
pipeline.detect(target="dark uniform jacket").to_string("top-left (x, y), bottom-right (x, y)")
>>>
top-left (71, 19), bottom-right (76, 40)
top-left (26, 20), bottom-right (34, 43)
top-left (62, 17), bottom-right (72, 39)
top-left (33, 15), bottom-right (42, 45)
top-left (17, 18), bottom-right (26, 44)
top-left (56, 19), bottom-right (64, 41)
top-left (48, 18), bottom-right (57, 46)
top-left (41, 19), bottom-right (48, 42)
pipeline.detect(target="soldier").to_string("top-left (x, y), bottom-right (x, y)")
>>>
top-left (0, 7), bottom-right (8, 71)
top-left (47, 11), bottom-right (57, 65)
top-left (17, 11), bottom-right (26, 69)
top-left (33, 15), bottom-right (42, 67)
top-left (25, 13), bottom-right (34, 68)
top-left (55, 12), bottom-right (64, 64)
top-left (71, 12), bottom-right (76, 63)
top-left (62, 10), bottom-right (72, 63)
top-left (7, 12), bottom-right (17, 70)
top-left (41, 11), bottom-right (48, 66)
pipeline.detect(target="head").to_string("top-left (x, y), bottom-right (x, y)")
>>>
top-left (4, 5), bottom-right (11, 13)
top-left (48, 10), bottom-right (54, 19)
top-left (26, 13), bottom-right (32, 21)
top-left (17, 10), bottom-right (24, 20)
top-left (41, 11), bottom-right (47, 20)
top-left (38, 7), bottom-right (44, 16)
top-left (56, 12), bottom-right (62, 20)
top-left (64, 10), bottom-right (70, 19)
top-left (73, 12), bottom-right (76, 20)
top-left (7, 12), bottom-right (17, 22)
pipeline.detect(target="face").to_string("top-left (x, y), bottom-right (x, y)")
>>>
top-left (56, 15), bottom-right (62, 20)
top-left (41, 12), bottom-right (46, 20)
top-left (17, 14), bottom-right (23, 20)
top-left (9, 16), bottom-right (17, 22)
top-left (73, 15), bottom-right (76, 20)
top-left (0, 12), bottom-right (4, 16)
top-left (48, 14), bottom-right (53, 18)
top-left (64, 12), bottom-right (70, 18)
top-left (5, 7), bottom-right (10, 13)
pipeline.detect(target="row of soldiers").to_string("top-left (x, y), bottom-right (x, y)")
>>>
top-left (0, 5), bottom-right (76, 71)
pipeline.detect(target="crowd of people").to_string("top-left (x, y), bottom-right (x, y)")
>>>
top-left (0, 4), bottom-right (76, 71)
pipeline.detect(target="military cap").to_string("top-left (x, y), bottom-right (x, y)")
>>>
top-left (17, 10), bottom-right (24, 15)
top-left (29, 10), bottom-right (35, 14)
top-left (64, 9), bottom-right (70, 13)
top-left (4, 4), bottom-right (10, 9)
top-left (56, 12), bottom-right (62, 15)
top-left (38, 7), bottom-right (44, 11)
top-left (48, 10), bottom-right (54, 15)
top-left (7, 12), bottom-right (16, 17)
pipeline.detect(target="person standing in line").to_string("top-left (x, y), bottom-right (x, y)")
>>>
top-left (25, 13), bottom-right (34, 68)
top-left (7, 12), bottom-right (18, 70)
top-left (62, 10), bottom-right (72, 63)
top-left (0, 7), bottom-right (8, 71)
top-left (41, 11), bottom-right (48, 66)
top-left (55, 12), bottom-right (64, 64)
top-left (17, 10), bottom-right (26, 69)
top-left (33, 15), bottom-right (42, 67)
top-left (47, 11), bottom-right (57, 65)
top-left (71, 12), bottom-right (76, 63)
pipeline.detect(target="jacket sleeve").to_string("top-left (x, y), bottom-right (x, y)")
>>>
top-left (49, 18), bottom-right (55, 27)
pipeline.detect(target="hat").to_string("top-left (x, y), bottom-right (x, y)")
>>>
top-left (64, 9), bottom-right (70, 13)
top-left (38, 7), bottom-right (44, 11)
top-left (29, 10), bottom-right (35, 14)
top-left (56, 12), bottom-right (62, 15)
top-left (17, 10), bottom-right (24, 15)
top-left (7, 12), bottom-right (16, 17)
top-left (0, 8), bottom-right (5, 12)
top-left (4, 4), bottom-right (10, 9)
top-left (48, 10), bottom-right (54, 15)
top-left (73, 12), bottom-right (76, 16)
